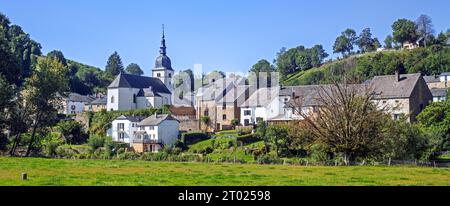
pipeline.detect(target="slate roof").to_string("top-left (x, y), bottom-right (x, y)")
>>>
top-left (138, 114), bottom-right (179, 126)
top-left (370, 73), bottom-right (421, 99)
top-left (431, 88), bottom-right (448, 97)
top-left (90, 97), bottom-right (107, 105)
top-left (108, 73), bottom-right (171, 94)
top-left (136, 87), bottom-right (161, 97)
top-left (115, 115), bottom-right (146, 122)
top-left (282, 85), bottom-right (324, 107)
top-left (423, 75), bottom-right (440, 83)
top-left (67, 93), bottom-right (94, 103)
top-left (240, 87), bottom-right (279, 107)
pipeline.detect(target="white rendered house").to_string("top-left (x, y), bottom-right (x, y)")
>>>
top-left (111, 115), bottom-right (146, 144)
top-left (133, 114), bottom-right (180, 152)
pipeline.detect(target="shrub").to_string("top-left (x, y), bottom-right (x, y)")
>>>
top-left (181, 132), bottom-right (209, 145)
top-left (87, 135), bottom-right (106, 151)
top-left (56, 120), bottom-right (88, 144)
top-left (256, 154), bottom-right (282, 164)
top-left (211, 138), bottom-right (235, 150)
top-left (236, 134), bottom-right (259, 145)
top-left (309, 143), bottom-right (329, 163)
top-left (41, 132), bottom-right (64, 157)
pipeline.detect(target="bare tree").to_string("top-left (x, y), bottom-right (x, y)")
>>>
top-left (416, 14), bottom-right (434, 47)
top-left (288, 77), bottom-right (390, 165)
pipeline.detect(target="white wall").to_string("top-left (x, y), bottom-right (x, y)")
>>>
top-left (111, 119), bottom-right (140, 144)
top-left (107, 88), bottom-right (119, 111)
top-left (65, 101), bottom-right (86, 114)
top-left (157, 120), bottom-right (180, 146)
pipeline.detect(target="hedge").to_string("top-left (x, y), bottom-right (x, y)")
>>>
top-left (236, 134), bottom-right (260, 145)
top-left (181, 132), bottom-right (209, 145)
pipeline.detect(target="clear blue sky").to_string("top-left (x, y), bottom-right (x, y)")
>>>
top-left (2, 0), bottom-right (449, 75)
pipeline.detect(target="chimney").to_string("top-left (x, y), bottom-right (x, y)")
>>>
top-left (395, 70), bottom-right (400, 82)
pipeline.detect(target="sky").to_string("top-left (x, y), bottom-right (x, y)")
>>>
top-left (2, 0), bottom-right (449, 75)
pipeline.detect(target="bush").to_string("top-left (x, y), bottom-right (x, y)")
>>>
top-left (181, 132), bottom-right (209, 145)
top-left (41, 132), bottom-right (64, 157)
top-left (236, 134), bottom-right (259, 145)
top-left (256, 154), bottom-right (282, 164)
top-left (309, 143), bottom-right (328, 163)
top-left (87, 135), bottom-right (106, 151)
top-left (211, 138), bottom-right (236, 150)
top-left (56, 120), bottom-right (88, 144)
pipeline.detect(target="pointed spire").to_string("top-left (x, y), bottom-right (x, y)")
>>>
top-left (160, 24), bottom-right (167, 55)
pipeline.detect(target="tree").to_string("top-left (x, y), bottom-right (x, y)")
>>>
top-left (265, 124), bottom-right (291, 157)
top-left (56, 120), bottom-right (88, 144)
top-left (357, 28), bottom-right (377, 53)
top-left (373, 38), bottom-right (381, 50)
top-left (289, 78), bottom-right (390, 165)
top-left (416, 14), bottom-right (434, 47)
top-left (125, 63), bottom-right (143, 76)
top-left (47, 50), bottom-right (67, 66)
top-left (384, 35), bottom-right (393, 49)
top-left (201, 116), bottom-right (211, 131)
top-left (105, 51), bottom-right (124, 76)
top-left (333, 29), bottom-right (356, 57)
top-left (310, 44), bottom-right (328, 67)
top-left (436, 32), bottom-right (448, 45)
top-left (22, 57), bottom-right (69, 156)
top-left (417, 100), bottom-right (450, 152)
top-left (392, 19), bottom-right (418, 47)
top-left (249, 59), bottom-right (275, 88)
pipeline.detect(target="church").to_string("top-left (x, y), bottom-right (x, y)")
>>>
top-left (107, 29), bottom-right (174, 111)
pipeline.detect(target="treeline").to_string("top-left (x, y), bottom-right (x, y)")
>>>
top-left (250, 14), bottom-right (449, 82)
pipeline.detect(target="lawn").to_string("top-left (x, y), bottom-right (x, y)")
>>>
top-left (0, 157), bottom-right (449, 186)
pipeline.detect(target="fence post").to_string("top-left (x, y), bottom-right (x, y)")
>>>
top-left (388, 158), bottom-right (391, 166)
top-left (433, 161), bottom-right (436, 168)
top-left (306, 160), bottom-right (309, 167)
top-left (21, 173), bottom-right (27, 180)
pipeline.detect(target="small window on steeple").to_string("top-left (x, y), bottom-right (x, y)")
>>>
top-left (169, 73), bottom-right (172, 78)
top-left (157, 73), bottom-right (161, 77)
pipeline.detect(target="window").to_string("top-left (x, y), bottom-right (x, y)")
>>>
top-left (244, 110), bottom-right (251, 116)
top-left (169, 73), bottom-right (171, 78)
top-left (393, 114), bottom-right (401, 121)
top-left (395, 100), bottom-right (399, 104)
top-left (144, 134), bottom-right (149, 140)
top-left (223, 114), bottom-right (227, 120)
top-left (117, 123), bottom-right (124, 131)
top-left (382, 100), bottom-right (387, 104)
top-left (204, 110), bottom-right (209, 116)
top-left (157, 73), bottom-right (161, 77)
top-left (222, 102), bottom-right (226, 110)
top-left (148, 126), bottom-right (154, 130)
top-left (244, 119), bottom-right (250, 126)
top-left (133, 94), bottom-right (137, 103)
top-left (111, 96), bottom-right (114, 103)
top-left (118, 133), bottom-right (125, 141)
top-left (140, 126), bottom-right (145, 131)
top-left (71, 105), bottom-right (76, 110)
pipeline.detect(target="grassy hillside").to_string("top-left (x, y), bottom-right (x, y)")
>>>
top-left (0, 157), bottom-right (449, 186)
top-left (283, 45), bottom-right (450, 86)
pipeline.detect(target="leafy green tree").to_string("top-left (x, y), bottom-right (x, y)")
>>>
top-left (417, 100), bottom-right (450, 151)
top-left (105, 51), bottom-right (124, 76)
top-left (384, 35), bottom-right (393, 49)
top-left (333, 29), bottom-right (356, 57)
top-left (373, 38), bottom-right (381, 50)
top-left (357, 28), bottom-right (376, 53)
top-left (56, 120), bottom-right (88, 144)
top-left (392, 19), bottom-right (418, 46)
top-left (265, 124), bottom-right (291, 157)
top-left (125, 63), bottom-right (143, 76)
top-left (23, 57), bottom-right (70, 156)
top-left (415, 14), bottom-right (434, 47)
top-left (249, 59), bottom-right (275, 87)
top-left (47, 50), bottom-right (67, 66)
top-left (310, 44), bottom-right (328, 67)
top-left (436, 32), bottom-right (448, 45)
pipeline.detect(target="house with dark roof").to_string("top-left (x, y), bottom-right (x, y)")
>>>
top-left (111, 115), bottom-right (147, 144)
top-left (133, 114), bottom-right (180, 153)
top-left (370, 72), bottom-right (432, 122)
top-left (431, 88), bottom-right (448, 102)
top-left (423, 72), bottom-right (450, 90)
top-left (84, 96), bottom-right (107, 112)
top-left (106, 30), bottom-right (174, 111)
top-left (61, 93), bottom-right (94, 114)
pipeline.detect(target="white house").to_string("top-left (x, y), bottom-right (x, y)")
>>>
top-left (61, 93), bottom-right (94, 114)
top-left (240, 87), bottom-right (281, 125)
top-left (107, 30), bottom-right (174, 111)
top-left (111, 115), bottom-right (146, 144)
top-left (133, 114), bottom-right (180, 153)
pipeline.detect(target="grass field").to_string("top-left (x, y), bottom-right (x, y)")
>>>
top-left (0, 157), bottom-right (449, 186)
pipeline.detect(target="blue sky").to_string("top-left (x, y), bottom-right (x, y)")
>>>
top-left (2, 0), bottom-right (449, 75)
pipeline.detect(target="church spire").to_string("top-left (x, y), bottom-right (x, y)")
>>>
top-left (160, 24), bottom-right (167, 55)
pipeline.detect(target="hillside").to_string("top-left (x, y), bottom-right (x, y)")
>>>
top-left (283, 45), bottom-right (450, 86)
top-left (66, 59), bottom-right (113, 95)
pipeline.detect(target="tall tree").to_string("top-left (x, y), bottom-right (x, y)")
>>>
top-left (384, 35), bottom-right (393, 49)
top-left (357, 28), bottom-right (376, 53)
top-left (125, 63), bottom-right (143, 75)
top-left (333, 29), bottom-right (356, 57)
top-left (249, 59), bottom-right (275, 88)
top-left (47, 50), bottom-right (67, 66)
top-left (392, 19), bottom-right (418, 47)
top-left (415, 14), bottom-right (434, 47)
top-left (23, 57), bottom-right (69, 156)
top-left (105, 51), bottom-right (124, 76)
top-left (310, 44), bottom-right (329, 67)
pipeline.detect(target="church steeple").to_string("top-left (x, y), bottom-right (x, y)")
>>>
top-left (160, 24), bottom-right (167, 55)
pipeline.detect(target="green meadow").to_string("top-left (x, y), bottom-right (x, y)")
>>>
top-left (0, 157), bottom-right (449, 186)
